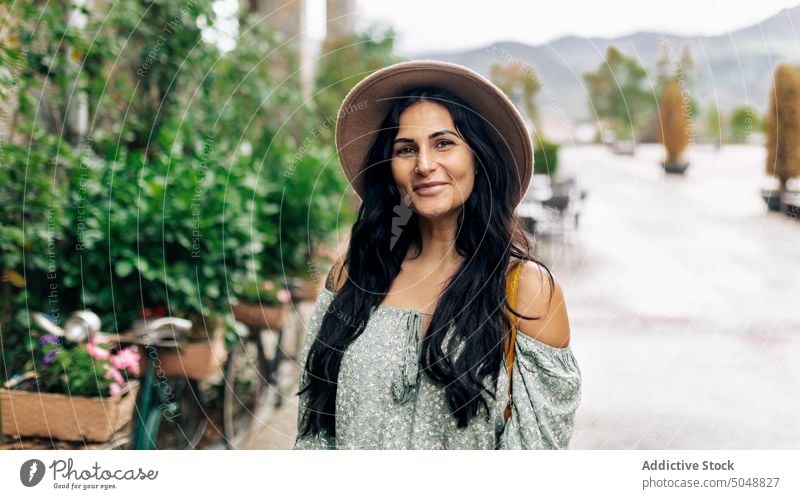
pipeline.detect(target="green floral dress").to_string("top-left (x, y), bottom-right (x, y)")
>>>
top-left (293, 287), bottom-right (581, 450)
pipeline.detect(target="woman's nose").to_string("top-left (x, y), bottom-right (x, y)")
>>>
top-left (415, 148), bottom-right (436, 175)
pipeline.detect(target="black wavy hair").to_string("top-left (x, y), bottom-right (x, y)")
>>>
top-left (297, 86), bottom-right (554, 439)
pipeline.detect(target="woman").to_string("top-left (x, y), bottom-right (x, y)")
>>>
top-left (293, 61), bottom-right (581, 450)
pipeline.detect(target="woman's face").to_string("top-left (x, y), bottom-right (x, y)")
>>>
top-left (390, 100), bottom-right (475, 219)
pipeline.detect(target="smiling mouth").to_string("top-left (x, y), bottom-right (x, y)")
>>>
top-left (414, 184), bottom-right (447, 196)
top-left (414, 183), bottom-right (448, 195)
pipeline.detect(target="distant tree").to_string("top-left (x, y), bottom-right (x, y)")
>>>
top-left (703, 105), bottom-right (722, 143)
top-left (313, 26), bottom-right (401, 141)
top-left (655, 44), bottom-right (694, 92)
top-left (657, 79), bottom-right (690, 168)
top-left (654, 44), bottom-right (697, 120)
top-left (729, 106), bottom-right (760, 143)
top-left (490, 61), bottom-right (540, 127)
top-left (765, 64), bottom-right (800, 194)
top-left (583, 46), bottom-right (653, 140)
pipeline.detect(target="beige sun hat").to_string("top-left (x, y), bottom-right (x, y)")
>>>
top-left (334, 60), bottom-right (534, 207)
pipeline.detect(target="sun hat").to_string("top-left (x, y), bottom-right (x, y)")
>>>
top-left (334, 60), bottom-right (534, 207)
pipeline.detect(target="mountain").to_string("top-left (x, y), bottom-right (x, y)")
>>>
top-left (413, 6), bottom-right (800, 139)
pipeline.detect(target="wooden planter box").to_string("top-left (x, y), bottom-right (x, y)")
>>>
top-left (137, 319), bottom-right (228, 381)
top-left (0, 380), bottom-right (139, 443)
top-left (290, 279), bottom-right (320, 302)
top-left (232, 302), bottom-right (289, 330)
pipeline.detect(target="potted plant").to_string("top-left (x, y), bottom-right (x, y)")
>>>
top-left (231, 279), bottom-right (292, 331)
top-left (658, 79), bottom-right (691, 174)
top-left (763, 64), bottom-right (800, 213)
top-left (0, 331), bottom-right (140, 443)
top-left (132, 310), bottom-right (229, 381)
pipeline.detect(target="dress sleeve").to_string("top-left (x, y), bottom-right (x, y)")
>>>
top-left (292, 289), bottom-right (337, 450)
top-left (498, 332), bottom-right (582, 449)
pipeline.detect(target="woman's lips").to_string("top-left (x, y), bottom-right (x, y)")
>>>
top-left (414, 183), bottom-right (447, 196)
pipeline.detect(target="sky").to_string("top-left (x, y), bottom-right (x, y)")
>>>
top-left (208, 1), bottom-right (800, 54)
top-left (339, 0), bottom-right (800, 55)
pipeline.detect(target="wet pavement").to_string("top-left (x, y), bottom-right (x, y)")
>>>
top-left (550, 144), bottom-right (800, 449)
top-left (249, 144), bottom-right (800, 449)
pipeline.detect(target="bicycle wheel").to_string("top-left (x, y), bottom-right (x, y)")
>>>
top-left (155, 378), bottom-right (211, 449)
top-left (222, 329), bottom-right (269, 449)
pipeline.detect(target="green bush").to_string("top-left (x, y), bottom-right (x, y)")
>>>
top-left (533, 138), bottom-right (559, 176)
top-left (729, 106), bottom-right (760, 143)
top-left (1, 2), bottom-right (360, 382)
top-left (53, 128), bottom-right (273, 335)
top-left (0, 134), bottom-right (77, 382)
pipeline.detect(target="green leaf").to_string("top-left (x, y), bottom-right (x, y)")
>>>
top-left (115, 260), bottom-right (134, 277)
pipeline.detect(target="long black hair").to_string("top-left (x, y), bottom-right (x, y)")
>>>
top-left (297, 86), bottom-right (554, 439)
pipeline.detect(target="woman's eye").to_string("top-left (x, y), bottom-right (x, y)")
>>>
top-left (396, 147), bottom-right (414, 156)
top-left (436, 140), bottom-right (454, 149)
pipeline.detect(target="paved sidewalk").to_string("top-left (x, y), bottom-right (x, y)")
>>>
top-left (245, 389), bottom-right (300, 450)
top-left (552, 144), bottom-right (800, 449)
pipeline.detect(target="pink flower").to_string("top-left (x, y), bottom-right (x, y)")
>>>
top-left (86, 336), bottom-right (110, 360)
top-left (111, 347), bottom-right (140, 375)
top-left (105, 367), bottom-right (125, 386)
top-left (276, 288), bottom-right (291, 304)
top-left (109, 382), bottom-right (122, 397)
top-left (262, 280), bottom-right (275, 291)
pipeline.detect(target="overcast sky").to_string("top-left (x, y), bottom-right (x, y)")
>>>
top-left (335, 0), bottom-right (800, 55)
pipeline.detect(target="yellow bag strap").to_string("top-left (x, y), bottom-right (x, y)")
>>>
top-left (503, 260), bottom-right (524, 422)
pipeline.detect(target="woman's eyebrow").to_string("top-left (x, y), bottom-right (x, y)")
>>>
top-left (394, 130), bottom-right (459, 144)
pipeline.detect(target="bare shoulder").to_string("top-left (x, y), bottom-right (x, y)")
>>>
top-left (325, 255), bottom-right (349, 293)
top-left (512, 260), bottom-right (571, 348)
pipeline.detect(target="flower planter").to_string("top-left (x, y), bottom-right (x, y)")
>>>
top-left (137, 318), bottom-right (228, 381)
top-left (760, 189), bottom-right (800, 214)
top-left (781, 192), bottom-right (800, 219)
top-left (290, 280), bottom-right (320, 302)
top-left (761, 188), bottom-right (783, 212)
top-left (0, 378), bottom-right (139, 443)
top-left (232, 302), bottom-right (289, 330)
top-left (662, 160), bottom-right (689, 174)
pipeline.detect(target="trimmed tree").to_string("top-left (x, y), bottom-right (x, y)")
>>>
top-left (657, 79), bottom-right (691, 172)
top-left (765, 64), bottom-right (800, 199)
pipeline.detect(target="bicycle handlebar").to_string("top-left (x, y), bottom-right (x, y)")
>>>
top-left (31, 310), bottom-right (193, 348)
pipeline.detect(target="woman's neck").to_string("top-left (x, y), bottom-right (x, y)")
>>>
top-left (407, 214), bottom-right (464, 269)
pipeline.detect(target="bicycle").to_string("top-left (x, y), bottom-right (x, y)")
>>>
top-left (221, 321), bottom-right (271, 449)
top-left (31, 309), bottom-right (280, 450)
top-left (127, 314), bottom-right (276, 450)
top-left (227, 279), bottom-right (325, 442)
top-left (31, 311), bottom-right (212, 450)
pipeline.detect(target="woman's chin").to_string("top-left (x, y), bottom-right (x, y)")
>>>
top-left (412, 200), bottom-right (462, 220)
